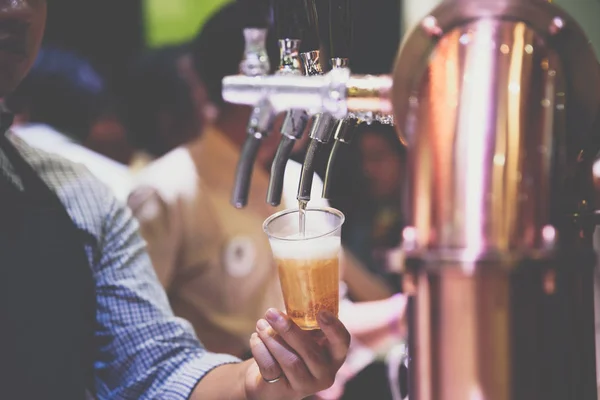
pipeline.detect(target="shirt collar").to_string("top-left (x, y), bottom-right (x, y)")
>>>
top-left (10, 123), bottom-right (75, 147)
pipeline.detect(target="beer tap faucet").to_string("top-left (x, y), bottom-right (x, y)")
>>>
top-left (324, 16), bottom-right (356, 201)
top-left (297, 110), bottom-right (337, 206)
top-left (222, 68), bottom-right (392, 117)
top-left (322, 60), bottom-right (357, 198)
top-left (232, 0), bottom-right (314, 209)
top-left (322, 109), bottom-right (357, 198)
top-left (297, 0), bottom-right (353, 206)
top-left (266, 0), bottom-right (320, 207)
top-left (231, 14), bottom-right (275, 208)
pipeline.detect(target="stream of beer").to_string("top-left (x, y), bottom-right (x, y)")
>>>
top-left (298, 200), bottom-right (307, 238)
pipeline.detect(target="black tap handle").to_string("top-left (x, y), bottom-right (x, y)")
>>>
top-left (308, 0), bottom-right (330, 60)
top-left (329, 0), bottom-right (353, 60)
top-left (300, 0), bottom-right (321, 52)
top-left (238, 0), bottom-right (271, 28)
top-left (273, 0), bottom-right (309, 40)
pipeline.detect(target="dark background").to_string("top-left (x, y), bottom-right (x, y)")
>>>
top-left (43, 0), bottom-right (144, 95)
top-left (43, 0), bottom-right (401, 91)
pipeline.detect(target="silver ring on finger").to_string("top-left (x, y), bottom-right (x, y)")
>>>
top-left (263, 374), bottom-right (283, 384)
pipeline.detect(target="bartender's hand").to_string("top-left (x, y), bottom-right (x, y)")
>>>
top-left (245, 308), bottom-right (351, 400)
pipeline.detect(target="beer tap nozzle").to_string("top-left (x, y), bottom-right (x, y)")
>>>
top-left (322, 113), bottom-right (357, 198)
top-left (267, 108), bottom-right (309, 206)
top-left (298, 0), bottom-right (354, 204)
top-left (266, 42), bottom-right (322, 206)
top-left (296, 50), bottom-right (336, 204)
top-left (320, 56), bottom-right (356, 199)
top-left (232, 98), bottom-right (276, 209)
top-left (231, 27), bottom-right (275, 209)
top-left (297, 110), bottom-right (337, 203)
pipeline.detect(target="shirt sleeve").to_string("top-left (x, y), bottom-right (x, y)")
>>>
top-left (93, 194), bottom-right (240, 400)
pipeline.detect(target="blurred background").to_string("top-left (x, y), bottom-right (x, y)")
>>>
top-left (42, 0), bottom-right (600, 85)
top-left (44, 0), bottom-right (401, 92)
top-left (40, 0), bottom-right (600, 162)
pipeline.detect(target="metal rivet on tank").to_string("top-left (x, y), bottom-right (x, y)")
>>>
top-left (542, 225), bottom-right (557, 250)
top-left (402, 227), bottom-right (418, 252)
top-left (549, 17), bottom-right (564, 35)
top-left (421, 15), bottom-right (443, 37)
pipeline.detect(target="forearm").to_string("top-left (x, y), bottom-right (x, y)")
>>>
top-left (339, 295), bottom-right (407, 346)
top-left (190, 361), bottom-right (250, 400)
top-left (341, 251), bottom-right (394, 301)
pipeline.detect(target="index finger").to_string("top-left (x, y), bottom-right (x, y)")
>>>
top-left (262, 309), bottom-right (331, 381)
top-left (318, 310), bottom-right (351, 365)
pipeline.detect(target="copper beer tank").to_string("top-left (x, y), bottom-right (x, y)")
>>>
top-left (391, 1), bottom-right (600, 399)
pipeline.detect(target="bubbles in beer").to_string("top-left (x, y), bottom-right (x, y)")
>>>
top-left (271, 235), bottom-right (341, 329)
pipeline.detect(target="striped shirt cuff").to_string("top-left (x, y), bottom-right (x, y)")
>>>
top-left (156, 352), bottom-right (242, 400)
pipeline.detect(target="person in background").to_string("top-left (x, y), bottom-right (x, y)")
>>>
top-left (0, 1), bottom-right (350, 399)
top-left (120, 44), bottom-right (208, 172)
top-left (85, 102), bottom-right (134, 165)
top-left (317, 124), bottom-right (408, 399)
top-left (6, 45), bottom-right (133, 202)
top-left (312, 126), bottom-right (408, 400)
top-left (343, 122), bottom-right (406, 295)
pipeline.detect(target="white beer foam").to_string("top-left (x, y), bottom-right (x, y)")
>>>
top-left (270, 235), bottom-right (341, 260)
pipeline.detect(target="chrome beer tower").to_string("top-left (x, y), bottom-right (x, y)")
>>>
top-left (232, 0), bottom-right (394, 208)
top-left (231, 0), bottom-right (308, 208)
top-left (225, 0), bottom-right (600, 398)
top-left (266, 0), bottom-right (319, 207)
top-left (232, 0), bottom-right (323, 208)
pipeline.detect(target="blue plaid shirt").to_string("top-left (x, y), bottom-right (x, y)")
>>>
top-left (1, 135), bottom-right (240, 399)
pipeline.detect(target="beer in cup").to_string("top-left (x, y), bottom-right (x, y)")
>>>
top-left (263, 207), bottom-right (344, 330)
